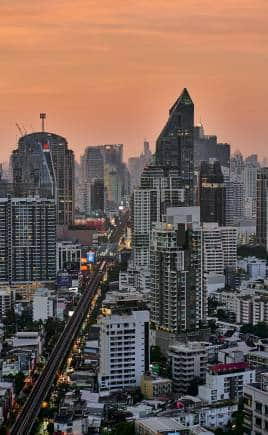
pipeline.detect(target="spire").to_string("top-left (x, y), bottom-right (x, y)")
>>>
top-left (169, 88), bottom-right (193, 114)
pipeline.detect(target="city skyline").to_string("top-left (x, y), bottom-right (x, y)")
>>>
top-left (0, 0), bottom-right (268, 162)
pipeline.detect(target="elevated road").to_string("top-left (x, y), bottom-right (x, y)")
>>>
top-left (10, 212), bottom-right (128, 435)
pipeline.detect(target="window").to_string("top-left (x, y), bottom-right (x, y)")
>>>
top-left (255, 402), bottom-right (262, 414)
top-left (255, 417), bottom-right (262, 428)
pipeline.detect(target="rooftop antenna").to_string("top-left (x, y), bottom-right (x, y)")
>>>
top-left (40, 113), bottom-right (46, 132)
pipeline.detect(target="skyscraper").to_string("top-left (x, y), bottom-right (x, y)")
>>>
top-left (131, 165), bottom-right (185, 268)
top-left (155, 88), bottom-right (194, 205)
top-left (256, 168), bottom-right (268, 250)
top-left (199, 160), bottom-right (225, 226)
top-left (150, 217), bottom-right (203, 333)
top-left (194, 124), bottom-right (230, 169)
top-left (81, 146), bottom-right (104, 182)
top-left (12, 132), bottom-right (74, 225)
top-left (80, 144), bottom-right (129, 212)
top-left (0, 197), bottom-right (56, 284)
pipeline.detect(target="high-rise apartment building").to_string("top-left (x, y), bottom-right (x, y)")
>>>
top-left (0, 197), bottom-right (56, 284)
top-left (12, 132), bottom-right (74, 225)
top-left (202, 223), bottom-right (237, 291)
top-left (131, 166), bottom-right (185, 268)
top-left (199, 160), bottom-right (225, 226)
top-left (150, 210), bottom-right (204, 333)
top-left (98, 292), bottom-right (150, 392)
top-left (155, 88), bottom-right (194, 205)
top-left (256, 168), bottom-right (268, 250)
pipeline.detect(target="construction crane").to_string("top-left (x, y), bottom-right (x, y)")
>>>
top-left (15, 123), bottom-right (27, 137)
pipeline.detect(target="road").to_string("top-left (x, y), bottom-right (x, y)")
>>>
top-left (10, 212), bottom-right (128, 435)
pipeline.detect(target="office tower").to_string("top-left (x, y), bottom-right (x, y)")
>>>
top-left (230, 151), bottom-right (244, 181)
top-left (80, 144), bottom-right (129, 212)
top-left (0, 165), bottom-right (13, 197)
top-left (199, 160), bottom-right (225, 226)
top-left (225, 180), bottom-right (245, 226)
top-left (90, 178), bottom-right (105, 213)
top-left (98, 292), bottom-right (150, 392)
top-left (256, 168), bottom-right (268, 250)
top-left (131, 165), bottom-right (185, 268)
top-left (12, 132), bottom-right (74, 225)
top-left (155, 88), bottom-right (194, 205)
top-left (194, 124), bottom-right (230, 169)
top-left (0, 197), bottom-right (56, 284)
top-left (243, 158), bottom-right (259, 219)
top-left (81, 146), bottom-right (104, 181)
top-left (102, 144), bottom-right (129, 209)
top-left (128, 140), bottom-right (152, 190)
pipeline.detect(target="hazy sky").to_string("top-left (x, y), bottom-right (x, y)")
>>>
top-left (0, 0), bottom-right (268, 162)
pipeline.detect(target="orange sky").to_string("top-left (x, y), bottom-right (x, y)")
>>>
top-left (0, 0), bottom-right (268, 162)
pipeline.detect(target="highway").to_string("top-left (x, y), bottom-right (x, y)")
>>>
top-left (10, 212), bottom-right (128, 435)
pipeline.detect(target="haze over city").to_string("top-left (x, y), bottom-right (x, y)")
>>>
top-left (0, 0), bottom-right (268, 161)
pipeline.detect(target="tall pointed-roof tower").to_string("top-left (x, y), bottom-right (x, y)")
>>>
top-left (155, 88), bottom-right (194, 205)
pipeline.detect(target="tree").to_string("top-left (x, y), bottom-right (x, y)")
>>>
top-left (101, 422), bottom-right (135, 435)
top-left (240, 322), bottom-right (268, 338)
top-left (47, 423), bottom-right (54, 435)
top-left (14, 371), bottom-right (26, 396)
top-left (186, 377), bottom-right (200, 396)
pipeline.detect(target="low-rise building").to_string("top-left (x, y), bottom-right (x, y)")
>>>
top-left (56, 240), bottom-right (81, 272)
top-left (244, 372), bottom-right (268, 435)
top-left (135, 417), bottom-right (189, 435)
top-left (141, 375), bottom-right (172, 399)
top-left (11, 331), bottom-right (42, 357)
top-left (0, 287), bottom-right (14, 318)
top-left (32, 288), bottom-right (55, 322)
top-left (247, 351), bottom-right (268, 370)
top-left (198, 362), bottom-right (255, 404)
top-left (169, 342), bottom-right (208, 394)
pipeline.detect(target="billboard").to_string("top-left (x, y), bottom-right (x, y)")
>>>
top-left (57, 272), bottom-right (72, 288)
top-left (86, 251), bottom-right (96, 264)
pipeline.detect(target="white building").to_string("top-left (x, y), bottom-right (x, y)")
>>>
top-left (12, 331), bottom-right (43, 357)
top-left (237, 257), bottom-right (267, 280)
top-left (244, 372), bottom-right (268, 434)
top-left (202, 223), bottom-right (237, 291)
top-left (198, 362), bottom-right (255, 404)
top-left (98, 292), bottom-right (150, 392)
top-left (32, 288), bottom-right (54, 322)
top-left (56, 241), bottom-right (81, 272)
top-left (0, 287), bottom-right (14, 318)
top-left (236, 294), bottom-right (268, 325)
top-left (169, 342), bottom-right (208, 394)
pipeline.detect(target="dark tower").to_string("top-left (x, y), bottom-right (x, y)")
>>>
top-left (12, 132), bottom-right (74, 225)
top-left (256, 168), bottom-right (268, 251)
top-left (199, 160), bottom-right (225, 226)
top-left (155, 88), bottom-right (194, 205)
